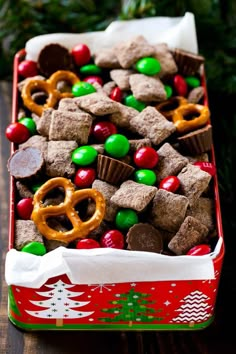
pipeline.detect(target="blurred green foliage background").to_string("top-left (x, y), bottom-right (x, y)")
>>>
top-left (0, 0), bottom-right (235, 241)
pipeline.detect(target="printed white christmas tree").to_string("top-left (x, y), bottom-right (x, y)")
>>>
top-left (26, 280), bottom-right (94, 327)
top-left (99, 288), bottom-right (163, 325)
top-left (170, 289), bottom-right (211, 325)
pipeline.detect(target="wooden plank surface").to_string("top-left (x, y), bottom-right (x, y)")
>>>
top-left (0, 80), bottom-right (234, 354)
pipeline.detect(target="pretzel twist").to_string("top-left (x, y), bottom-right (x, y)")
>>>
top-left (21, 70), bottom-right (80, 116)
top-left (156, 96), bottom-right (188, 120)
top-left (31, 177), bottom-right (105, 243)
top-left (172, 103), bottom-right (210, 134)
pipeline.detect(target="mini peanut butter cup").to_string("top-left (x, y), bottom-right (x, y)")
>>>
top-left (126, 223), bottom-right (163, 253)
top-left (172, 48), bottom-right (205, 76)
top-left (177, 124), bottom-right (213, 155)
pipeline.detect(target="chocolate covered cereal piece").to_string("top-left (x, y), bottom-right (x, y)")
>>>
top-left (155, 143), bottom-right (189, 182)
top-left (114, 35), bottom-right (155, 69)
top-left (94, 47), bottom-right (121, 68)
top-left (19, 135), bottom-right (48, 158)
top-left (153, 43), bottom-right (178, 79)
top-left (111, 180), bottom-right (157, 212)
top-left (129, 74), bottom-right (167, 102)
top-left (168, 216), bottom-right (209, 255)
top-left (49, 110), bottom-right (92, 144)
top-left (16, 181), bottom-right (34, 199)
top-left (15, 220), bottom-right (44, 250)
top-left (127, 223), bottom-right (163, 253)
top-left (130, 107), bottom-right (176, 146)
top-left (45, 140), bottom-right (78, 178)
top-left (129, 138), bottom-right (152, 151)
top-left (58, 97), bottom-right (84, 112)
top-left (150, 189), bottom-right (189, 232)
top-left (110, 69), bottom-right (134, 91)
top-left (188, 86), bottom-right (205, 103)
top-left (177, 163), bottom-right (212, 207)
top-left (74, 92), bottom-right (120, 115)
top-left (186, 197), bottom-right (215, 231)
top-left (36, 108), bottom-right (54, 138)
top-left (102, 81), bottom-right (117, 96)
top-left (109, 102), bottom-right (138, 129)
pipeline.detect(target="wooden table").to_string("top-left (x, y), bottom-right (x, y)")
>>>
top-left (0, 80), bottom-right (234, 354)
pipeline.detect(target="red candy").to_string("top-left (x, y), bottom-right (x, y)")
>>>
top-left (5, 122), bottom-right (30, 143)
top-left (194, 161), bottom-right (216, 176)
top-left (18, 60), bottom-right (38, 78)
top-left (74, 167), bottom-right (96, 188)
top-left (76, 238), bottom-right (100, 249)
top-left (187, 244), bottom-right (211, 256)
top-left (109, 87), bottom-right (122, 102)
top-left (173, 74), bottom-right (188, 96)
top-left (100, 230), bottom-right (124, 249)
top-left (91, 121), bottom-right (117, 143)
top-left (134, 147), bottom-right (159, 169)
top-left (16, 198), bottom-right (34, 220)
top-left (71, 43), bottom-right (91, 67)
top-left (83, 75), bottom-right (103, 86)
top-left (159, 176), bottom-right (180, 192)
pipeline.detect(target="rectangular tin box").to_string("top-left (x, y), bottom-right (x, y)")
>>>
top-left (6, 43), bottom-right (225, 331)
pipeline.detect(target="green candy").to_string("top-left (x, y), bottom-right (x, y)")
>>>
top-left (124, 94), bottom-right (146, 112)
top-left (72, 81), bottom-right (96, 97)
top-left (134, 169), bottom-right (157, 186)
top-left (19, 117), bottom-right (37, 135)
top-left (72, 145), bottom-right (98, 165)
top-left (185, 76), bottom-right (200, 88)
top-left (104, 134), bottom-right (130, 158)
top-left (135, 57), bottom-right (161, 76)
top-left (32, 182), bottom-right (43, 193)
top-left (80, 64), bottom-right (102, 75)
top-left (21, 242), bottom-right (46, 256)
top-left (115, 209), bottom-right (139, 229)
top-left (164, 85), bottom-right (173, 99)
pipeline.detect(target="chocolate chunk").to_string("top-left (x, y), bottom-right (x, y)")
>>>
top-left (127, 223), bottom-right (163, 253)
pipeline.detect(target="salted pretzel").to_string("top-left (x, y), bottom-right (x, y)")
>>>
top-left (21, 70), bottom-right (80, 116)
top-left (156, 96), bottom-right (188, 120)
top-left (172, 103), bottom-right (210, 134)
top-left (31, 177), bottom-right (106, 243)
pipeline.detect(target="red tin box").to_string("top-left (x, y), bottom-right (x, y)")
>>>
top-left (6, 40), bottom-right (225, 331)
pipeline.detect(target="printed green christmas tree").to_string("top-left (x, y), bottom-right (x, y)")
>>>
top-left (99, 288), bottom-right (163, 324)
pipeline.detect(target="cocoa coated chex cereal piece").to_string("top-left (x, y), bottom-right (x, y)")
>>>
top-left (74, 92), bottom-right (120, 115)
top-left (15, 181), bottom-right (34, 199)
top-left (129, 107), bottom-right (176, 146)
top-left (109, 102), bottom-right (138, 129)
top-left (129, 138), bottom-right (152, 151)
top-left (114, 35), bottom-right (155, 68)
top-left (187, 86), bottom-right (205, 103)
top-left (19, 135), bottom-right (48, 158)
top-left (110, 69), bottom-right (134, 91)
top-left (153, 43), bottom-right (178, 79)
top-left (150, 189), bottom-right (189, 232)
top-left (168, 216), bottom-right (209, 255)
top-left (92, 179), bottom-right (119, 222)
top-left (49, 110), bottom-right (92, 144)
top-left (177, 163), bottom-right (212, 207)
top-left (15, 220), bottom-right (44, 250)
top-left (186, 197), bottom-right (215, 232)
top-left (155, 142), bottom-right (189, 182)
top-left (129, 74), bottom-right (167, 102)
top-left (45, 140), bottom-right (78, 178)
top-left (111, 180), bottom-right (157, 212)
top-left (36, 108), bottom-right (54, 138)
top-left (58, 98), bottom-right (84, 112)
top-left (127, 223), bottom-right (163, 253)
top-left (102, 81), bottom-right (117, 96)
top-left (94, 47), bottom-right (121, 68)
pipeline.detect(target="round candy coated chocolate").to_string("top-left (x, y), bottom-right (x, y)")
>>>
top-left (72, 81), bottom-right (96, 97)
top-left (134, 169), bottom-right (157, 186)
top-left (16, 198), bottom-right (34, 219)
top-left (32, 182), bottom-right (43, 193)
top-left (135, 57), bottom-right (161, 76)
top-left (74, 167), bottom-right (96, 188)
top-left (80, 64), bottom-right (101, 75)
top-left (109, 87), bottom-right (122, 102)
top-left (19, 117), bottom-right (37, 135)
top-left (104, 134), bottom-right (130, 158)
top-left (173, 74), bottom-right (188, 96)
top-left (115, 209), bottom-right (139, 229)
top-left (83, 75), bottom-right (103, 86)
top-left (92, 121), bottom-right (117, 143)
top-left (18, 59), bottom-right (38, 78)
top-left (5, 122), bottom-right (30, 143)
top-left (187, 244), bottom-right (211, 256)
top-left (100, 230), bottom-right (124, 249)
top-left (159, 175), bottom-right (180, 193)
top-left (185, 76), bottom-right (200, 88)
top-left (134, 147), bottom-right (159, 169)
top-left (194, 161), bottom-right (216, 176)
top-left (76, 238), bottom-right (100, 249)
top-left (124, 94), bottom-right (146, 112)
top-left (72, 146), bottom-right (98, 166)
top-left (21, 241), bottom-right (46, 256)
top-left (164, 85), bottom-right (173, 99)
top-left (71, 43), bottom-right (91, 67)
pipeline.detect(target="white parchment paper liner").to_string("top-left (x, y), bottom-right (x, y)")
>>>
top-left (5, 12), bottom-right (223, 288)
